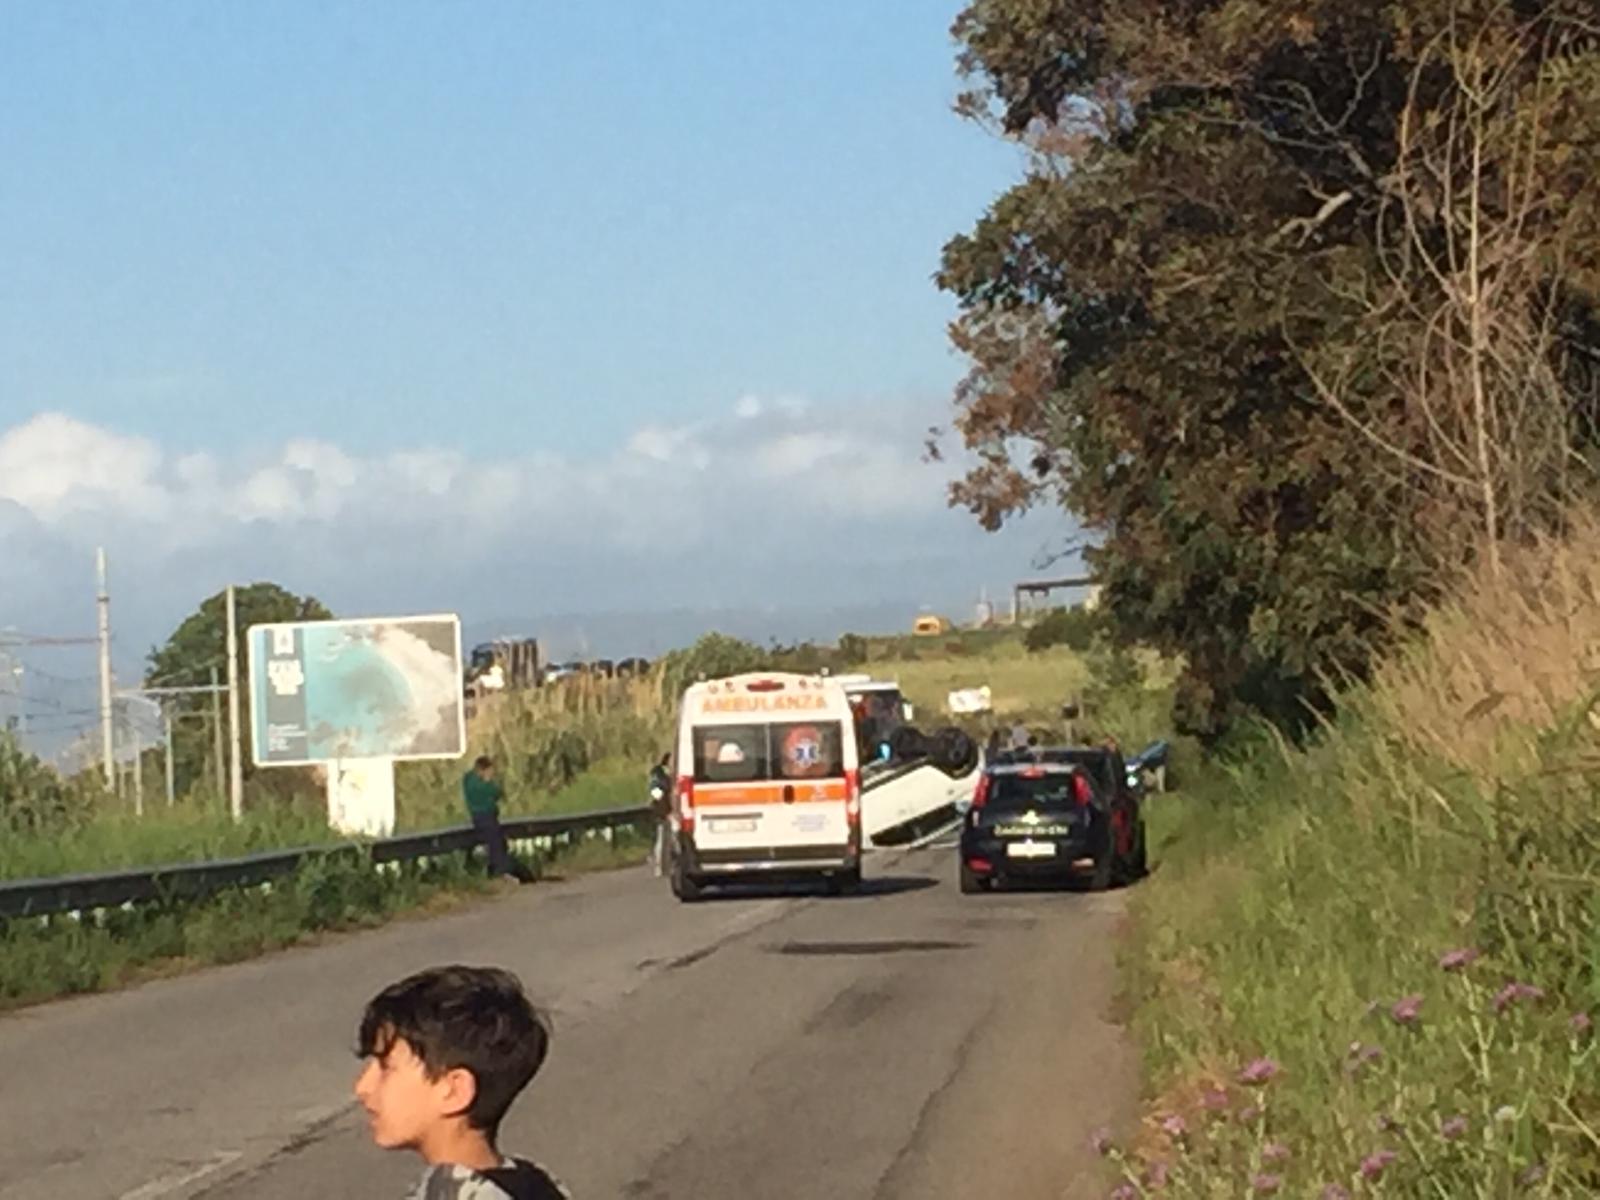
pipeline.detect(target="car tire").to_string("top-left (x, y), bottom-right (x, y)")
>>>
top-left (959, 861), bottom-right (991, 894)
top-left (670, 859), bottom-right (705, 903)
top-left (1089, 829), bottom-right (1115, 891)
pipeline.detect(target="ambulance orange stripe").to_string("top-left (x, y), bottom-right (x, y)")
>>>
top-left (694, 780), bottom-right (848, 806)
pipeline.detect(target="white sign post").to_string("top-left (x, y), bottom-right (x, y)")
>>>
top-left (327, 758), bottom-right (397, 838)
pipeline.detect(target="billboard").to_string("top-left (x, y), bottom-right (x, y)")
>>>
top-left (248, 614), bottom-right (466, 767)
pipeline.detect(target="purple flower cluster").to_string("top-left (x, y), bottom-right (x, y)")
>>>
top-left (1360, 1149), bottom-right (1398, 1179)
top-left (1493, 981), bottom-right (1545, 1013)
top-left (1238, 1057), bottom-right (1280, 1086)
top-left (1390, 994), bottom-right (1424, 1026)
top-left (1439, 947), bottom-right (1480, 971)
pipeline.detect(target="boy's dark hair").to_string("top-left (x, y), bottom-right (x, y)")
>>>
top-left (474, 755), bottom-right (494, 771)
top-left (357, 965), bottom-right (549, 1135)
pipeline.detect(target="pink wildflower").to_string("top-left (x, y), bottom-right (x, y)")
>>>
top-left (1238, 1057), bottom-right (1280, 1086)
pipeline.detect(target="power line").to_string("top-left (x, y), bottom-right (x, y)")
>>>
top-left (19, 664), bottom-right (99, 686)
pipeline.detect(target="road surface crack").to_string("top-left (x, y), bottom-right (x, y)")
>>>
top-left (870, 993), bottom-right (997, 1199)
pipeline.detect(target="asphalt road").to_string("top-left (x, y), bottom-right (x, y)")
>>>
top-left (0, 849), bottom-right (1136, 1200)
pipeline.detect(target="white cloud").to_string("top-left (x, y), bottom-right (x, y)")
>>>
top-left (0, 413), bottom-right (169, 518)
top-left (0, 396), bottom-right (1058, 664)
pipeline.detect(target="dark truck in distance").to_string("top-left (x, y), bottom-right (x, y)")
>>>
top-left (958, 745), bottom-right (1147, 893)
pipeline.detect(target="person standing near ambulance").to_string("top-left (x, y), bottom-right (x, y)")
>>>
top-left (647, 753), bottom-right (672, 877)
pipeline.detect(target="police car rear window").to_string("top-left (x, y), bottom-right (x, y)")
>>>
top-left (990, 773), bottom-right (1079, 808)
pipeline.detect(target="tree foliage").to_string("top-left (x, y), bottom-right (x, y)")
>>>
top-left (1023, 606), bottom-right (1106, 653)
top-left (655, 633), bottom-right (851, 700)
top-left (939, 0), bottom-right (1600, 736)
top-left (656, 633), bottom-right (774, 700)
top-left (146, 583), bottom-right (332, 799)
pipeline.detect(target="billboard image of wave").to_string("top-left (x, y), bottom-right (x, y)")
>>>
top-left (247, 614), bottom-right (465, 766)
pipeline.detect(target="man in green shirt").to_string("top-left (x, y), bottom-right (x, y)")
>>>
top-left (463, 756), bottom-right (535, 882)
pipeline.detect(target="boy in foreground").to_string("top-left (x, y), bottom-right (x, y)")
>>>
top-left (355, 965), bottom-right (571, 1199)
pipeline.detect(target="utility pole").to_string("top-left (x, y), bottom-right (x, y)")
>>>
top-left (132, 722), bottom-right (145, 817)
top-left (1, 654), bottom-right (22, 738)
top-left (97, 547), bottom-right (115, 793)
top-left (211, 666), bottom-right (225, 806)
top-left (163, 702), bottom-right (176, 808)
top-left (226, 585), bottom-right (243, 822)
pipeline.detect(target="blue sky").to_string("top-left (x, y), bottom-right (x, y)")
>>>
top-left (0, 3), bottom-right (1079, 748)
top-left (2, 2), bottom-right (1021, 455)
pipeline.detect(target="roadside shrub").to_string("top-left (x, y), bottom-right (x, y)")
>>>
top-left (837, 633), bottom-right (869, 664)
top-left (0, 734), bottom-right (98, 835)
top-left (1123, 527), bottom-right (1600, 1196)
top-left (657, 632), bottom-right (770, 697)
top-left (1024, 606), bottom-right (1105, 653)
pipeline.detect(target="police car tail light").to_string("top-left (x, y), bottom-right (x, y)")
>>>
top-left (676, 776), bottom-right (696, 833)
top-left (844, 768), bottom-right (860, 826)
top-left (971, 773), bottom-right (991, 809)
top-left (1072, 773), bottom-right (1093, 808)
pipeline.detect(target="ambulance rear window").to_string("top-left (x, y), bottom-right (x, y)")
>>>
top-left (771, 721), bottom-right (844, 780)
top-left (692, 721), bottom-right (845, 783)
top-left (694, 725), bottom-right (767, 783)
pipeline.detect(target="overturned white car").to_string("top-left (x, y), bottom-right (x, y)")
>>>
top-left (838, 675), bottom-right (982, 848)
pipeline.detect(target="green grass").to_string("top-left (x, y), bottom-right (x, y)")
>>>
top-left (0, 804), bottom-right (335, 881)
top-left (865, 640), bottom-right (1090, 720)
top-left (0, 763), bottom-right (649, 882)
top-left (1117, 704), bottom-right (1600, 1195)
top-left (0, 822), bottom-right (651, 1010)
top-left (0, 850), bottom-right (493, 1007)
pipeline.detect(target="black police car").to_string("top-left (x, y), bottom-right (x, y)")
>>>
top-left (958, 747), bottom-right (1146, 893)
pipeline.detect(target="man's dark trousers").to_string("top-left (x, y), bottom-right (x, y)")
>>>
top-left (472, 808), bottom-right (535, 882)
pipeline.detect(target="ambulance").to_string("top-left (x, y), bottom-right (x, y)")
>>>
top-left (667, 672), bottom-right (861, 901)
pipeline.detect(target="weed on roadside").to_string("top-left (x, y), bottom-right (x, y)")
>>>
top-left (1120, 533), bottom-right (1600, 1196)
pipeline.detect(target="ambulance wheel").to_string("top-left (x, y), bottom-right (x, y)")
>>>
top-left (826, 866), bottom-right (861, 896)
top-left (671, 860), bottom-right (705, 903)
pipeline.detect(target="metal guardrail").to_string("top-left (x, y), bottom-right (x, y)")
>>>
top-left (0, 805), bottom-right (653, 921)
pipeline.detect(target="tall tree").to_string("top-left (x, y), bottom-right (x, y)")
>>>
top-left (146, 583), bottom-right (332, 800)
top-left (939, 0), bottom-right (1600, 736)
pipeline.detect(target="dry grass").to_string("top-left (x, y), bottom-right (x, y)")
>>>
top-left (1123, 520), bottom-right (1600, 1194)
top-left (861, 641), bottom-right (1092, 719)
top-left (1366, 517), bottom-right (1600, 775)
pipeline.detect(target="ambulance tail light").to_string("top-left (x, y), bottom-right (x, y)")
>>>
top-left (844, 768), bottom-right (861, 827)
top-left (676, 776), bottom-right (696, 833)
